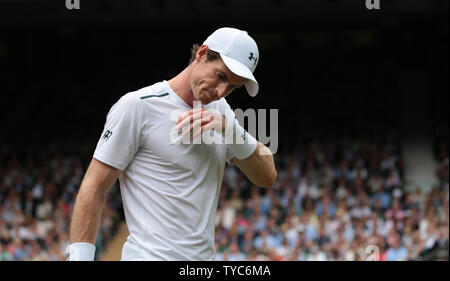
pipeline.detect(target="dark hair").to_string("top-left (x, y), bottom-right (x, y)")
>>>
top-left (188, 44), bottom-right (221, 65)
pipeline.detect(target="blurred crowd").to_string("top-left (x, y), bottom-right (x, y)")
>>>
top-left (215, 133), bottom-right (449, 261)
top-left (0, 144), bottom-right (122, 261)
top-left (0, 132), bottom-right (448, 261)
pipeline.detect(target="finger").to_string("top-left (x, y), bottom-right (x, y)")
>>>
top-left (191, 122), bottom-right (215, 140)
top-left (181, 114), bottom-right (213, 139)
top-left (176, 110), bottom-right (190, 125)
top-left (176, 109), bottom-right (208, 131)
top-left (176, 108), bottom-right (205, 124)
top-left (177, 111), bottom-right (197, 131)
top-left (176, 110), bottom-right (195, 130)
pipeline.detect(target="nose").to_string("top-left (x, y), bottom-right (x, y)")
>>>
top-left (216, 82), bottom-right (228, 98)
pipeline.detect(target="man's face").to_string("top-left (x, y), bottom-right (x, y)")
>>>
top-left (190, 50), bottom-right (247, 105)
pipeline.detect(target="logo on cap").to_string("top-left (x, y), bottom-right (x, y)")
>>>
top-left (248, 53), bottom-right (258, 66)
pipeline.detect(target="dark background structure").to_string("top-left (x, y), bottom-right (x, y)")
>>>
top-left (1, 0), bottom-right (447, 148)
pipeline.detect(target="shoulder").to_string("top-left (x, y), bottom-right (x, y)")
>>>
top-left (135, 81), bottom-right (171, 101)
top-left (107, 92), bottom-right (143, 118)
top-left (117, 91), bottom-right (142, 106)
top-left (206, 97), bottom-right (233, 114)
top-left (217, 97), bottom-right (232, 111)
top-left (113, 81), bottom-right (168, 111)
top-left (205, 98), bottom-right (235, 122)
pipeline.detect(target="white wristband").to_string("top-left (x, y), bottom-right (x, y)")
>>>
top-left (67, 242), bottom-right (96, 261)
top-left (224, 114), bottom-right (257, 160)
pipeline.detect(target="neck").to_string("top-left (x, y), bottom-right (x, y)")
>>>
top-left (168, 65), bottom-right (196, 107)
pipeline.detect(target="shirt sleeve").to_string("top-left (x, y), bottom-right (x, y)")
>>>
top-left (226, 144), bottom-right (236, 165)
top-left (220, 98), bottom-right (236, 165)
top-left (93, 92), bottom-right (146, 171)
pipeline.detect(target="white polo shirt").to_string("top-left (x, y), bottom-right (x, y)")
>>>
top-left (93, 80), bottom-right (235, 260)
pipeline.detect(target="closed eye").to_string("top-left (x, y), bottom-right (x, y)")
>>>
top-left (217, 71), bottom-right (227, 81)
top-left (217, 71), bottom-right (242, 89)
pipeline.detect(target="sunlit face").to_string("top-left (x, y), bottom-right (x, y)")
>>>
top-left (190, 48), bottom-right (247, 105)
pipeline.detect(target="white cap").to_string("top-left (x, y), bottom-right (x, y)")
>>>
top-left (203, 27), bottom-right (259, 97)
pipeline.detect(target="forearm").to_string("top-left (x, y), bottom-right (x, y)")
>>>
top-left (67, 158), bottom-right (120, 261)
top-left (232, 142), bottom-right (277, 188)
top-left (70, 183), bottom-right (107, 244)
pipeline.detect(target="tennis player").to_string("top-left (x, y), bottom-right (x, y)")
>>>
top-left (67, 27), bottom-right (277, 261)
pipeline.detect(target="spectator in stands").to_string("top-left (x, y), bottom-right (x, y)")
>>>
top-left (0, 242), bottom-right (12, 261)
top-left (371, 184), bottom-right (392, 211)
top-left (386, 233), bottom-right (409, 261)
top-left (228, 241), bottom-right (246, 261)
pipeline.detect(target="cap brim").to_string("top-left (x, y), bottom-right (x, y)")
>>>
top-left (220, 54), bottom-right (259, 97)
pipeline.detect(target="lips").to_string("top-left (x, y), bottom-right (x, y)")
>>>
top-left (206, 90), bottom-right (218, 101)
top-left (201, 89), bottom-right (217, 103)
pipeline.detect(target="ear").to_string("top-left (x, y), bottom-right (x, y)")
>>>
top-left (195, 44), bottom-right (210, 62)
